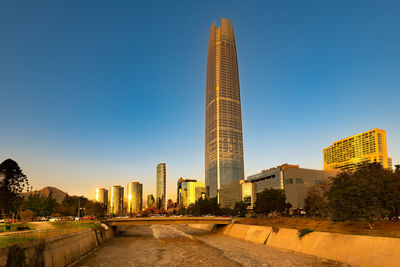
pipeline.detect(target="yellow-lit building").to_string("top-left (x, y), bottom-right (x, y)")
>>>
top-left (95, 188), bottom-right (108, 207)
top-left (323, 128), bottom-right (392, 171)
top-left (177, 178), bottom-right (205, 208)
top-left (127, 182), bottom-right (142, 214)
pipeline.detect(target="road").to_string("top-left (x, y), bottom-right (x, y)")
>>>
top-left (75, 225), bottom-right (344, 267)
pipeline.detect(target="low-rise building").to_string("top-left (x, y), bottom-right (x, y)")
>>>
top-left (219, 180), bottom-right (253, 209)
top-left (247, 164), bottom-right (338, 210)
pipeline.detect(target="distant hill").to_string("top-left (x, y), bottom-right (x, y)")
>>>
top-left (20, 186), bottom-right (67, 203)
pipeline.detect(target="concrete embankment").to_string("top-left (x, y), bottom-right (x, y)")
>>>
top-left (0, 226), bottom-right (114, 267)
top-left (192, 223), bottom-right (400, 267)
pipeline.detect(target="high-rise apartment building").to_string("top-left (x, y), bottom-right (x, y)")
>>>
top-left (127, 181), bottom-right (143, 214)
top-left (177, 178), bottom-right (205, 207)
top-left (147, 194), bottom-right (155, 209)
top-left (109, 185), bottom-right (124, 215)
top-left (205, 18), bottom-right (244, 201)
top-left (95, 188), bottom-right (108, 208)
top-left (323, 128), bottom-right (392, 171)
top-left (156, 163), bottom-right (167, 210)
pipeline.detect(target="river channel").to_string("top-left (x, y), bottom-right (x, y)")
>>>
top-left (74, 225), bottom-right (344, 267)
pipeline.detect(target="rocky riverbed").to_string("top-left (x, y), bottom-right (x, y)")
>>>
top-left (74, 225), bottom-right (344, 267)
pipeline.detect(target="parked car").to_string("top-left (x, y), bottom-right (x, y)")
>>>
top-left (81, 216), bottom-right (94, 221)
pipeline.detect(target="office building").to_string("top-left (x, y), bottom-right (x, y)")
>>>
top-left (219, 180), bottom-right (252, 209)
top-left (247, 164), bottom-right (337, 209)
top-left (205, 18), bottom-right (244, 201)
top-left (95, 188), bottom-right (108, 208)
top-left (109, 185), bottom-right (124, 215)
top-left (147, 194), bottom-right (155, 209)
top-left (156, 163), bottom-right (167, 210)
top-left (127, 181), bottom-right (143, 214)
top-left (323, 128), bottom-right (392, 171)
top-left (177, 178), bottom-right (205, 207)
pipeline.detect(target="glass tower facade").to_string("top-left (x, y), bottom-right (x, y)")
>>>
top-left (127, 181), bottom-right (143, 214)
top-left (156, 163), bottom-right (167, 210)
top-left (95, 188), bottom-right (108, 208)
top-left (205, 18), bottom-right (244, 201)
top-left (109, 185), bottom-right (124, 215)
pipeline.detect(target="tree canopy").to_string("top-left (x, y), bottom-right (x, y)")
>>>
top-left (0, 159), bottom-right (29, 215)
top-left (304, 182), bottom-right (330, 217)
top-left (254, 188), bottom-right (291, 215)
top-left (327, 162), bottom-right (400, 229)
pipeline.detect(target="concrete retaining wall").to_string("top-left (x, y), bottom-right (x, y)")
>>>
top-left (193, 223), bottom-right (400, 267)
top-left (0, 227), bottom-right (114, 267)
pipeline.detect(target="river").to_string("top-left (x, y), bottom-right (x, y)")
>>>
top-left (74, 225), bottom-right (343, 266)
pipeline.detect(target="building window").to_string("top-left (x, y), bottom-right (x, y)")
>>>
top-left (295, 178), bottom-right (304, 184)
top-left (315, 180), bottom-right (322, 185)
top-left (285, 178), bottom-right (293, 184)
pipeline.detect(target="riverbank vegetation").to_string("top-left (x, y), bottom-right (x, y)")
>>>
top-left (236, 217), bottom-right (400, 238)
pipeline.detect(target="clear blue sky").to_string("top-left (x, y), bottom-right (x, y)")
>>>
top-left (1, 0), bottom-right (399, 200)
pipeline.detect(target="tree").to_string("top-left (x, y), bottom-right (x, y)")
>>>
top-left (304, 182), bottom-right (330, 217)
top-left (20, 210), bottom-right (35, 227)
top-left (26, 193), bottom-right (57, 216)
top-left (327, 162), bottom-right (398, 229)
top-left (0, 159), bottom-right (29, 215)
top-left (85, 201), bottom-right (107, 218)
top-left (232, 201), bottom-right (248, 217)
top-left (58, 195), bottom-right (88, 216)
top-left (254, 188), bottom-right (291, 215)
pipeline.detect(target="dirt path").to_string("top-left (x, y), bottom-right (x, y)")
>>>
top-left (29, 222), bottom-right (55, 230)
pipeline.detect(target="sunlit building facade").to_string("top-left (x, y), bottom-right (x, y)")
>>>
top-left (109, 185), bottom-right (124, 216)
top-left (323, 129), bottom-right (392, 171)
top-left (205, 18), bottom-right (244, 201)
top-left (219, 180), bottom-right (252, 209)
top-left (247, 164), bottom-right (337, 210)
top-left (147, 194), bottom-right (155, 209)
top-left (127, 182), bottom-right (142, 214)
top-left (177, 178), bottom-right (205, 207)
top-left (156, 163), bottom-right (167, 210)
top-left (95, 188), bottom-right (108, 208)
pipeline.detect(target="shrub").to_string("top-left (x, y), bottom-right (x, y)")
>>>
top-left (272, 225), bottom-right (280, 234)
top-left (298, 228), bottom-right (313, 239)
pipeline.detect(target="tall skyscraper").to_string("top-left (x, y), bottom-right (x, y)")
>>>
top-left (109, 185), bottom-right (124, 215)
top-left (156, 163), bottom-right (167, 210)
top-left (323, 128), bottom-right (392, 171)
top-left (127, 181), bottom-right (143, 214)
top-left (205, 18), bottom-right (244, 201)
top-left (95, 188), bottom-right (108, 208)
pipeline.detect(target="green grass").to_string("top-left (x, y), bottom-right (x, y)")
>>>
top-left (0, 237), bottom-right (36, 248)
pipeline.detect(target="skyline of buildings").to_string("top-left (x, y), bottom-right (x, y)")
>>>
top-left (91, 19), bottom-right (397, 209)
top-left (205, 18), bottom-right (245, 202)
